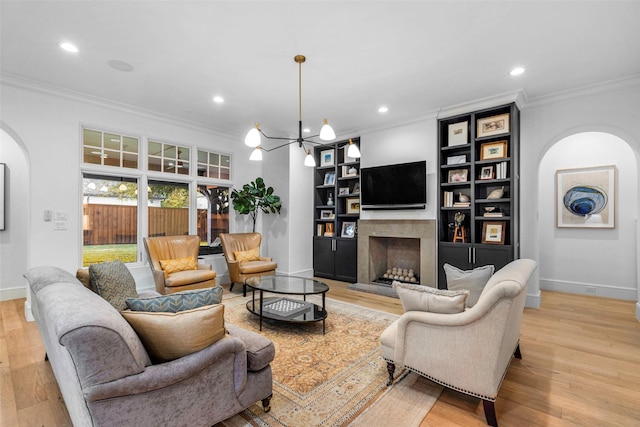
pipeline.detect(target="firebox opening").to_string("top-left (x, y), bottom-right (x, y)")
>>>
top-left (369, 236), bottom-right (420, 287)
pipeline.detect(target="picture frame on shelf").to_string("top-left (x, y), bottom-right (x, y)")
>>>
top-left (346, 197), bottom-right (360, 214)
top-left (324, 223), bottom-right (335, 237)
top-left (555, 165), bottom-right (615, 228)
top-left (480, 140), bottom-right (508, 160)
top-left (320, 210), bottom-right (335, 220)
top-left (341, 221), bottom-right (356, 238)
top-left (477, 113), bottom-right (510, 138)
top-left (448, 169), bottom-right (468, 183)
top-left (448, 121), bottom-right (468, 146)
top-left (342, 165), bottom-right (358, 177)
top-left (480, 165), bottom-right (494, 180)
top-left (338, 187), bottom-right (349, 195)
top-left (446, 154), bottom-right (466, 165)
top-left (481, 221), bottom-right (506, 244)
top-left (320, 149), bottom-right (334, 167)
top-left (323, 172), bottom-right (335, 186)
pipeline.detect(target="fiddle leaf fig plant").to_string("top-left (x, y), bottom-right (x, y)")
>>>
top-left (230, 177), bottom-right (282, 232)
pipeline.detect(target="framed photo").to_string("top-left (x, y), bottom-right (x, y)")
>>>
top-left (323, 172), bottom-right (335, 186)
top-left (346, 197), bottom-right (360, 214)
top-left (320, 210), bottom-right (335, 220)
top-left (446, 154), bottom-right (466, 165)
top-left (324, 222), bottom-right (335, 237)
top-left (448, 121), bottom-right (468, 146)
top-left (341, 221), bottom-right (356, 238)
top-left (342, 165), bottom-right (358, 177)
top-left (556, 165), bottom-right (615, 228)
top-left (320, 149), bottom-right (334, 167)
top-left (480, 165), bottom-right (494, 180)
top-left (480, 140), bottom-right (508, 160)
top-left (448, 169), bottom-right (468, 183)
top-left (338, 187), bottom-right (349, 196)
top-left (477, 113), bottom-right (510, 138)
top-left (482, 221), bottom-right (506, 244)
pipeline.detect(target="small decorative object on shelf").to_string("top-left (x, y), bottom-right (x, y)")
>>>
top-left (324, 223), bottom-right (334, 237)
top-left (327, 192), bottom-right (334, 205)
top-left (487, 186), bottom-right (505, 200)
top-left (452, 211), bottom-right (466, 243)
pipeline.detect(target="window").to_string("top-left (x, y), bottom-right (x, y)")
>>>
top-left (82, 174), bottom-right (138, 266)
top-left (81, 126), bottom-right (232, 264)
top-left (148, 180), bottom-right (190, 237)
top-left (197, 149), bottom-right (230, 179)
top-left (197, 185), bottom-right (229, 251)
top-left (83, 128), bottom-right (139, 168)
top-left (148, 140), bottom-right (190, 175)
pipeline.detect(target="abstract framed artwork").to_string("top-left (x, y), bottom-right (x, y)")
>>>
top-left (481, 221), bottom-right (506, 244)
top-left (555, 165), bottom-right (616, 228)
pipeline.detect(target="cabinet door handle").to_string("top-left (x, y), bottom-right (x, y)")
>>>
top-left (472, 247), bottom-right (476, 264)
top-left (332, 239), bottom-right (336, 252)
top-left (468, 247), bottom-right (472, 264)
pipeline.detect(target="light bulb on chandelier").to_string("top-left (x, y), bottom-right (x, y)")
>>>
top-left (244, 55), bottom-right (335, 166)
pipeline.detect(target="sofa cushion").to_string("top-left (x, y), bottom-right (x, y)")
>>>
top-left (164, 269), bottom-right (217, 287)
top-left (444, 263), bottom-right (494, 307)
top-left (226, 324), bottom-right (275, 371)
top-left (238, 260), bottom-right (277, 275)
top-left (234, 247), bottom-right (261, 262)
top-left (89, 261), bottom-right (138, 311)
top-left (159, 256), bottom-right (197, 274)
top-left (392, 281), bottom-right (469, 314)
top-left (126, 286), bottom-right (223, 312)
top-left (121, 304), bottom-right (226, 363)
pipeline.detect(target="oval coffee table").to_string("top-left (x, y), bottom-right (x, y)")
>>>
top-left (244, 275), bottom-right (329, 334)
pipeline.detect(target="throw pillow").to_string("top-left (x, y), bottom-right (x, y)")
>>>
top-left (392, 281), bottom-right (469, 314)
top-left (443, 263), bottom-right (494, 307)
top-left (89, 260), bottom-right (138, 311)
top-left (234, 247), bottom-right (261, 262)
top-left (121, 304), bottom-right (226, 362)
top-left (125, 286), bottom-right (224, 313)
top-left (159, 257), bottom-right (197, 274)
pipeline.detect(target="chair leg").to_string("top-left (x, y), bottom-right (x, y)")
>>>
top-left (243, 283), bottom-right (247, 297)
top-left (229, 282), bottom-right (235, 292)
top-left (386, 361), bottom-right (395, 386)
top-left (262, 395), bottom-right (272, 412)
top-left (45, 353), bottom-right (48, 362)
top-left (514, 343), bottom-right (522, 359)
top-left (483, 400), bottom-right (498, 427)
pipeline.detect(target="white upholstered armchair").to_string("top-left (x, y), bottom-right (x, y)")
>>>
top-left (381, 258), bottom-right (537, 426)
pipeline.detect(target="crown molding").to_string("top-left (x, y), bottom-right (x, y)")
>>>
top-left (0, 72), bottom-right (238, 140)
top-left (436, 90), bottom-right (526, 119)
top-left (522, 74), bottom-right (640, 109)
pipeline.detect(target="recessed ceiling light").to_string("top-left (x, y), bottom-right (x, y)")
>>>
top-left (60, 42), bottom-right (78, 53)
top-left (510, 67), bottom-right (525, 76)
top-left (303, 128), bottom-right (311, 133)
top-left (213, 96), bottom-right (224, 103)
top-left (378, 106), bottom-right (389, 113)
top-left (107, 59), bottom-right (134, 72)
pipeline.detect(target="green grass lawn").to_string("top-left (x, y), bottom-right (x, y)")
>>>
top-left (83, 244), bottom-right (138, 266)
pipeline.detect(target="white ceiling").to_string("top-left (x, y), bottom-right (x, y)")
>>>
top-left (2, 1), bottom-right (639, 144)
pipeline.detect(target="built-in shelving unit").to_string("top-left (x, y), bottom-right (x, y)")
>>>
top-left (437, 104), bottom-right (520, 287)
top-left (313, 138), bottom-right (360, 282)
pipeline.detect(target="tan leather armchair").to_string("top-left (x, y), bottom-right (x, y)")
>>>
top-left (143, 235), bottom-right (217, 294)
top-left (219, 233), bottom-right (277, 296)
top-left (381, 259), bottom-right (537, 427)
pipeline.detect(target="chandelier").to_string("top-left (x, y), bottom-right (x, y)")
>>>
top-left (244, 55), bottom-right (338, 167)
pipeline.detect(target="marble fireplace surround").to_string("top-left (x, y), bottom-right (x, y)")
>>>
top-left (357, 219), bottom-right (436, 287)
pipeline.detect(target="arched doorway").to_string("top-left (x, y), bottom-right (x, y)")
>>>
top-left (537, 132), bottom-right (638, 305)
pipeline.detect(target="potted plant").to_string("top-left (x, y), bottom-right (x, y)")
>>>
top-left (230, 177), bottom-right (282, 232)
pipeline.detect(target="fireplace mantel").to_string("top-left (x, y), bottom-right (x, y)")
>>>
top-left (357, 220), bottom-right (436, 287)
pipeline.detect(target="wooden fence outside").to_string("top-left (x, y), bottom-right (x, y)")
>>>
top-left (83, 204), bottom-right (228, 245)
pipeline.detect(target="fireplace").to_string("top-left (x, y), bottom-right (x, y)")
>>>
top-left (357, 220), bottom-right (436, 287)
top-left (369, 237), bottom-right (420, 285)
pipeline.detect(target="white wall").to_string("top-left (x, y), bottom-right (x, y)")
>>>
top-left (520, 77), bottom-right (640, 314)
top-left (0, 127), bottom-right (29, 300)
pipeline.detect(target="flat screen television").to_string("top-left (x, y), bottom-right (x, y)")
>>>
top-left (360, 160), bottom-right (427, 210)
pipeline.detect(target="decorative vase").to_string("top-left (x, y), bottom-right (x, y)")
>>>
top-left (327, 193), bottom-right (334, 206)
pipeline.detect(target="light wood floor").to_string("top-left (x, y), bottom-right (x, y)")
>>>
top-left (1, 283), bottom-right (639, 426)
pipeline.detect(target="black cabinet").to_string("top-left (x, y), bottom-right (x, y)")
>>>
top-left (313, 138), bottom-right (360, 282)
top-left (437, 104), bottom-right (519, 287)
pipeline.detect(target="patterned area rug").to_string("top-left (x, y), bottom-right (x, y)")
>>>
top-left (216, 294), bottom-right (404, 426)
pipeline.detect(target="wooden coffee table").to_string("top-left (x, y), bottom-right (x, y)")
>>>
top-left (244, 275), bottom-right (329, 334)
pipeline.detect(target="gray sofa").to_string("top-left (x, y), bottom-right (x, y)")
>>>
top-left (25, 266), bottom-right (274, 427)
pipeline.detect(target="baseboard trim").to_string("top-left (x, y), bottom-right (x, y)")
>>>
top-left (540, 278), bottom-right (637, 301)
top-left (0, 286), bottom-right (27, 302)
top-left (636, 302), bottom-right (640, 322)
top-left (525, 291), bottom-right (541, 309)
